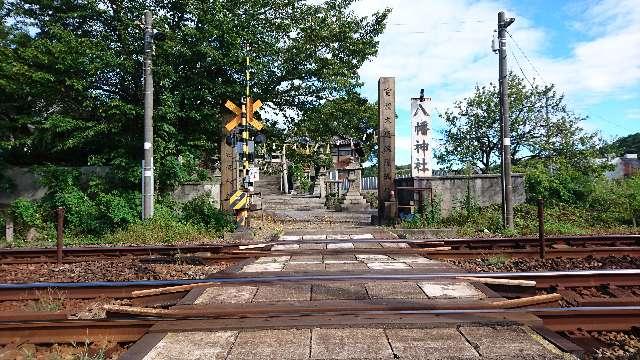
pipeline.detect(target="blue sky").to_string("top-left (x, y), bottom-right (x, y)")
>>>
top-left (351, 0), bottom-right (640, 166)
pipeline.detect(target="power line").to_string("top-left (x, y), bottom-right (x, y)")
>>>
top-left (505, 30), bottom-right (545, 83)
top-left (508, 46), bottom-right (535, 88)
top-left (389, 20), bottom-right (489, 26)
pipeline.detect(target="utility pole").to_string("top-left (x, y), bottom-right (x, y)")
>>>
top-left (142, 10), bottom-right (154, 219)
top-left (497, 11), bottom-right (515, 229)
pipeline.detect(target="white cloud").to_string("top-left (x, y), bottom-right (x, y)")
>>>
top-left (351, 0), bottom-right (640, 165)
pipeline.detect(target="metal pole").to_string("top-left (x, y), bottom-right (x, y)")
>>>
top-left (142, 10), bottom-right (154, 219)
top-left (282, 145), bottom-right (289, 194)
top-left (56, 207), bottom-right (64, 264)
top-left (235, 49), bottom-right (250, 227)
top-left (538, 198), bottom-right (545, 259)
top-left (498, 11), bottom-right (514, 229)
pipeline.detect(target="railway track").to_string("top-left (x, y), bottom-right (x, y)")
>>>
top-left (2, 269), bottom-right (640, 300)
top-left (1, 234), bottom-right (640, 264)
top-left (3, 236), bottom-right (640, 356)
top-left (1, 305), bottom-right (638, 345)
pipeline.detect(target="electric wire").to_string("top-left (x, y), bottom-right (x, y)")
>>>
top-left (508, 46), bottom-right (535, 88)
top-left (505, 29), bottom-right (545, 83)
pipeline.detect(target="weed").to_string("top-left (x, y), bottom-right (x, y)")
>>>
top-left (483, 255), bottom-right (509, 267)
top-left (27, 288), bottom-right (66, 312)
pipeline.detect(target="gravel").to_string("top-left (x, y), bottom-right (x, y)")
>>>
top-left (446, 255), bottom-right (640, 273)
top-left (586, 331), bottom-right (640, 359)
top-left (0, 256), bottom-right (232, 283)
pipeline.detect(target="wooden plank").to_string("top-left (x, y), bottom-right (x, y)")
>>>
top-left (131, 291), bottom-right (187, 307)
top-left (490, 294), bottom-right (562, 309)
top-left (106, 298), bottom-right (553, 319)
top-left (457, 276), bottom-right (536, 287)
top-left (131, 282), bottom-right (219, 298)
top-left (0, 320), bottom-right (153, 345)
top-left (0, 312), bottom-right (68, 321)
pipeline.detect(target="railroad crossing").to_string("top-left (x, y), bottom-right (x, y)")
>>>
top-left (114, 231), bottom-right (570, 359)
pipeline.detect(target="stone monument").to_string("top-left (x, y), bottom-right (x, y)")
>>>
top-left (378, 77), bottom-right (397, 223)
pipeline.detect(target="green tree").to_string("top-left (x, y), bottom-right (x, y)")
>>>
top-left (1, 0), bottom-right (389, 190)
top-left (436, 74), bottom-right (600, 173)
top-left (293, 92), bottom-right (378, 160)
top-left (603, 132), bottom-right (640, 156)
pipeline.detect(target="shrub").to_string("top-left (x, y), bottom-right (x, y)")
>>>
top-left (290, 163), bottom-right (311, 194)
top-left (95, 191), bottom-right (140, 230)
top-left (402, 196), bottom-right (442, 229)
top-left (52, 187), bottom-right (102, 235)
top-left (181, 194), bottom-right (235, 234)
top-left (362, 192), bottom-right (378, 209)
top-left (524, 160), bottom-right (596, 206)
top-left (102, 204), bottom-right (208, 245)
top-left (9, 198), bottom-right (44, 236)
top-left (325, 192), bottom-right (344, 211)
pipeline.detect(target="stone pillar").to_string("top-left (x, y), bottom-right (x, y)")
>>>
top-left (343, 171), bottom-right (368, 211)
top-left (354, 169), bottom-right (362, 193)
top-left (282, 145), bottom-right (289, 194)
top-left (378, 77), bottom-right (396, 223)
top-left (4, 213), bottom-right (13, 243)
top-left (319, 173), bottom-right (326, 199)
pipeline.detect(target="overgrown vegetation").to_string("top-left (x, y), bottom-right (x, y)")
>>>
top-left (362, 191), bottom-right (378, 209)
top-left (27, 289), bottom-right (66, 312)
top-left (325, 192), bottom-right (344, 211)
top-left (409, 74), bottom-right (640, 237)
top-left (402, 196), bottom-right (442, 228)
top-left (2, 167), bottom-right (234, 246)
top-left (401, 170), bottom-right (640, 237)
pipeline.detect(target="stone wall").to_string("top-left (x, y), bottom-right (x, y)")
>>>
top-left (0, 167), bottom-right (221, 208)
top-left (0, 167), bottom-right (47, 209)
top-left (171, 180), bottom-right (220, 204)
top-left (395, 174), bottom-right (526, 215)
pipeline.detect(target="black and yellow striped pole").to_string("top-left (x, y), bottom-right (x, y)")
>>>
top-left (236, 52), bottom-right (250, 227)
top-left (224, 47), bottom-right (264, 228)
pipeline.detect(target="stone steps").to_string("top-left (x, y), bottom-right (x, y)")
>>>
top-left (254, 175), bottom-right (283, 196)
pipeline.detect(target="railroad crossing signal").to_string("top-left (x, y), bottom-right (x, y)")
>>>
top-left (228, 190), bottom-right (249, 210)
top-left (224, 98), bottom-right (263, 132)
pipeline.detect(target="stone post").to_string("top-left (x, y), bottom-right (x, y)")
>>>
top-left (378, 77), bottom-right (396, 223)
top-left (4, 213), bottom-right (13, 243)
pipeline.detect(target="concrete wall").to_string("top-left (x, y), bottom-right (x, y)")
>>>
top-left (171, 178), bottom-right (221, 204)
top-left (395, 174), bottom-right (525, 215)
top-left (1, 167), bottom-right (221, 208)
top-left (0, 167), bottom-right (47, 209)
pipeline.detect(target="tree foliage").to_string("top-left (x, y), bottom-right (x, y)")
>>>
top-left (436, 74), bottom-right (601, 173)
top-left (603, 132), bottom-right (640, 156)
top-left (293, 92), bottom-right (378, 161)
top-left (1, 0), bottom-right (389, 189)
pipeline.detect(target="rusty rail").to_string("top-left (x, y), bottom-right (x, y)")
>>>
top-left (2, 305), bottom-right (639, 344)
top-left (3, 269), bottom-right (640, 302)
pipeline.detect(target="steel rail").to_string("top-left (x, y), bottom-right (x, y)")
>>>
top-left (2, 269), bottom-right (640, 301)
top-left (1, 234), bottom-right (639, 264)
top-left (1, 306), bottom-right (639, 344)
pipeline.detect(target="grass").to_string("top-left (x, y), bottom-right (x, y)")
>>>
top-left (27, 288), bottom-right (66, 312)
top-left (0, 214), bottom-right (227, 248)
top-left (482, 255), bottom-right (510, 268)
top-left (404, 202), bottom-right (640, 238)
